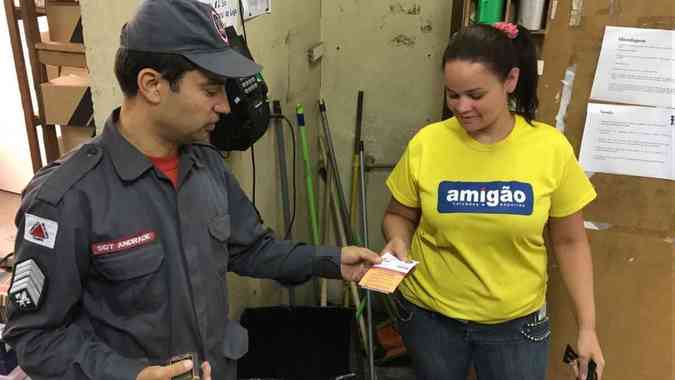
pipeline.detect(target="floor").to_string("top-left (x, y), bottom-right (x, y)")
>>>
top-left (0, 191), bottom-right (20, 259)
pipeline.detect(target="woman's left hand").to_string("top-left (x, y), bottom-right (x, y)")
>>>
top-left (574, 328), bottom-right (605, 379)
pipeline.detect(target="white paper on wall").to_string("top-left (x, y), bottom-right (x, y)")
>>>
top-left (579, 103), bottom-right (674, 181)
top-left (590, 26), bottom-right (674, 109)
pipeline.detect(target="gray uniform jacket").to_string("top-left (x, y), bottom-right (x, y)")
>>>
top-left (3, 109), bottom-right (342, 380)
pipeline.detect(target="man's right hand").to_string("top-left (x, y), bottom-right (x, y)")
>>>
top-left (136, 360), bottom-right (193, 380)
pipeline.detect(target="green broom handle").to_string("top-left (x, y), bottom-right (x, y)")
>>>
top-left (296, 104), bottom-right (320, 245)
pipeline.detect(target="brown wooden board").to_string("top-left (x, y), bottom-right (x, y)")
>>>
top-left (537, 1), bottom-right (674, 234)
top-left (36, 44), bottom-right (87, 68)
top-left (546, 230), bottom-right (672, 380)
top-left (535, 2), bottom-right (674, 379)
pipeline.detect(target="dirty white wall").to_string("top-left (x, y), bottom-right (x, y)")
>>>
top-left (80, 0), bottom-right (323, 318)
top-left (321, 1), bottom-right (453, 252)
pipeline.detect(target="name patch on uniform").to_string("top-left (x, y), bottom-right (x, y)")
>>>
top-left (24, 213), bottom-right (59, 249)
top-left (437, 181), bottom-right (534, 215)
top-left (91, 231), bottom-right (156, 256)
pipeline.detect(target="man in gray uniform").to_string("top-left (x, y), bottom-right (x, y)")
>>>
top-left (3, 1), bottom-right (385, 379)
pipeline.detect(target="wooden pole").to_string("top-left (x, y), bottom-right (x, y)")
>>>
top-left (4, 0), bottom-right (42, 171)
top-left (19, 0), bottom-right (59, 162)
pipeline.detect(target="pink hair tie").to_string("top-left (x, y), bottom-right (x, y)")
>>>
top-left (493, 22), bottom-right (519, 39)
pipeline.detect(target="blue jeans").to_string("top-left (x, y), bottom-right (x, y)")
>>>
top-left (394, 294), bottom-right (550, 380)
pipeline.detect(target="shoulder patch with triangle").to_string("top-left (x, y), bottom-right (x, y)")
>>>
top-left (24, 213), bottom-right (59, 249)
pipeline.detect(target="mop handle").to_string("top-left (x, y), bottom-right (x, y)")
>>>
top-left (296, 104), bottom-right (320, 245)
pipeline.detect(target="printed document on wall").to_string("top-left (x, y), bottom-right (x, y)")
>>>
top-left (590, 26), bottom-right (674, 108)
top-left (198, 0), bottom-right (241, 31)
top-left (579, 103), bottom-right (674, 180)
top-left (243, 0), bottom-right (271, 20)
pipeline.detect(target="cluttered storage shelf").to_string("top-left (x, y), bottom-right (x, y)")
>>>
top-left (460, 0), bottom-right (553, 56)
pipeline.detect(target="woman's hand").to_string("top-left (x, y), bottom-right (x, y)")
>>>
top-left (381, 237), bottom-right (409, 262)
top-left (572, 329), bottom-right (605, 379)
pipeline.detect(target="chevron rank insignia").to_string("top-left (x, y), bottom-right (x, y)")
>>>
top-left (9, 259), bottom-right (46, 312)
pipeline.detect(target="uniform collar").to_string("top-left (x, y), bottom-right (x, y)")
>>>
top-left (101, 108), bottom-right (205, 182)
top-left (180, 144), bottom-right (206, 171)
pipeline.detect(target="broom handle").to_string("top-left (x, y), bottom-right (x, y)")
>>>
top-left (319, 160), bottom-right (333, 307)
top-left (319, 136), bottom-right (368, 353)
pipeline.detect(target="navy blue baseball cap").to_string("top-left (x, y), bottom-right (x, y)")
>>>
top-left (121, 0), bottom-right (261, 78)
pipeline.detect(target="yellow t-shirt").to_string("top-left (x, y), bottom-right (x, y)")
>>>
top-left (386, 115), bottom-right (596, 324)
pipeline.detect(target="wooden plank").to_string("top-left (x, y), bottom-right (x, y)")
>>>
top-left (547, 230), bottom-right (672, 380)
top-left (584, 175), bottom-right (673, 233)
top-left (462, 0), bottom-right (473, 26)
top-left (504, 0), bottom-right (513, 22)
top-left (18, 0), bottom-right (60, 163)
top-left (537, 0), bottom-right (674, 233)
top-left (36, 47), bottom-right (86, 67)
top-left (35, 40), bottom-right (84, 53)
top-left (13, 5), bottom-right (46, 19)
top-left (4, 0), bottom-right (42, 172)
top-left (536, 3), bottom-right (673, 380)
top-left (450, 0), bottom-right (466, 36)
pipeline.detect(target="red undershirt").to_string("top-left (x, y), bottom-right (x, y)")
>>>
top-left (148, 155), bottom-right (179, 188)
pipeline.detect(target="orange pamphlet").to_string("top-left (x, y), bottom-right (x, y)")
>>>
top-left (359, 253), bottom-right (417, 294)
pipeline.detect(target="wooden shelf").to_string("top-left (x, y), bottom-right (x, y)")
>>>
top-left (35, 41), bottom-right (86, 67)
top-left (459, 0), bottom-right (551, 58)
top-left (461, 0), bottom-right (552, 30)
top-left (14, 5), bottom-right (46, 18)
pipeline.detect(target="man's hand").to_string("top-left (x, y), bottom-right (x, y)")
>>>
top-left (340, 246), bottom-right (382, 281)
top-left (381, 237), bottom-right (409, 262)
top-left (136, 360), bottom-right (212, 380)
top-left (136, 360), bottom-right (192, 380)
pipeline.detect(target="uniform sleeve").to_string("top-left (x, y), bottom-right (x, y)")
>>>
top-left (385, 138), bottom-right (421, 208)
top-left (549, 146), bottom-right (597, 218)
top-left (223, 171), bottom-right (342, 284)
top-left (3, 186), bottom-right (146, 380)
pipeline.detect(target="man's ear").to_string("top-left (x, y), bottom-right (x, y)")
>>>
top-left (137, 68), bottom-right (163, 104)
top-left (504, 67), bottom-right (520, 94)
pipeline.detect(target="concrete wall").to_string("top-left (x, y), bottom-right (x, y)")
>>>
top-left (79, 0), bottom-right (454, 316)
top-left (79, 0), bottom-right (139, 129)
top-left (321, 0), bottom-right (453, 251)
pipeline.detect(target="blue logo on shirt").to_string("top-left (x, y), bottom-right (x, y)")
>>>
top-left (437, 181), bottom-right (534, 215)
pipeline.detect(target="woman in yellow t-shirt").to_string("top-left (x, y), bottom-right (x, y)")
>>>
top-left (382, 23), bottom-right (605, 380)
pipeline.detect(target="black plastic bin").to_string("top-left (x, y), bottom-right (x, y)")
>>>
top-left (237, 306), bottom-right (356, 380)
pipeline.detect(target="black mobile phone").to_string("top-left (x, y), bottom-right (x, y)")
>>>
top-left (563, 344), bottom-right (597, 380)
top-left (169, 352), bottom-right (200, 380)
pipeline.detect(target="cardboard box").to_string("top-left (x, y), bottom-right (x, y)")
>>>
top-left (40, 73), bottom-right (93, 127)
top-left (46, 65), bottom-right (88, 80)
top-left (46, 64), bottom-right (59, 80)
top-left (46, 1), bottom-right (82, 43)
top-left (59, 125), bottom-right (94, 154)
